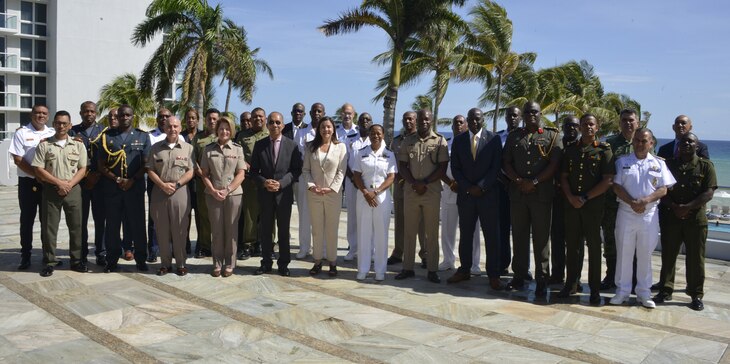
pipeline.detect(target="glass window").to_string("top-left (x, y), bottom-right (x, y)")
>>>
top-left (35, 40), bottom-right (45, 59)
top-left (20, 60), bottom-right (31, 72)
top-left (20, 23), bottom-right (32, 35)
top-left (34, 24), bottom-right (45, 36)
top-left (20, 38), bottom-right (31, 58)
top-left (20, 76), bottom-right (31, 94)
top-left (20, 96), bottom-right (31, 109)
top-left (34, 96), bottom-right (45, 106)
top-left (34, 76), bottom-right (45, 95)
top-left (0, 37), bottom-right (5, 52)
top-left (20, 1), bottom-right (32, 22)
top-left (0, 113), bottom-right (6, 133)
top-left (0, 75), bottom-right (5, 90)
top-left (35, 3), bottom-right (46, 24)
top-left (34, 60), bottom-right (45, 73)
top-left (20, 112), bottom-right (30, 126)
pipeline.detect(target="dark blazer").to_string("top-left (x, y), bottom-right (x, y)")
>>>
top-left (451, 129), bottom-right (503, 198)
top-left (250, 136), bottom-right (302, 199)
top-left (283, 122), bottom-right (308, 140)
top-left (657, 139), bottom-right (710, 160)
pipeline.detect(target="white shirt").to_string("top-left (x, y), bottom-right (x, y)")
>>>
top-left (9, 123), bottom-right (56, 178)
top-left (353, 143), bottom-right (397, 203)
top-left (337, 124), bottom-right (358, 144)
top-left (347, 135), bottom-right (370, 171)
top-left (149, 128), bottom-right (185, 145)
top-left (498, 129), bottom-right (510, 147)
top-left (614, 153), bottom-right (676, 215)
top-left (442, 137), bottom-right (457, 204)
top-left (294, 124), bottom-right (315, 160)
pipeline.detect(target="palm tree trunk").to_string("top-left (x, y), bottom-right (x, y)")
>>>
top-left (555, 111), bottom-right (560, 131)
top-left (382, 46), bottom-right (403, 146)
top-left (492, 74), bottom-right (503, 132)
top-left (224, 79), bottom-right (233, 113)
top-left (433, 96), bottom-right (440, 131)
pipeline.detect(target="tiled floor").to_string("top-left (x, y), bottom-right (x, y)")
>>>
top-left (0, 186), bottom-right (729, 363)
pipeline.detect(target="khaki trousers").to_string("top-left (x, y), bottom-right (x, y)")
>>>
top-left (41, 184), bottom-right (82, 265)
top-left (206, 194), bottom-right (242, 270)
top-left (151, 185), bottom-right (191, 268)
top-left (308, 190), bottom-right (342, 263)
top-left (403, 187), bottom-right (440, 271)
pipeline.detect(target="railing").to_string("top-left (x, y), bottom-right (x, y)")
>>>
top-left (0, 52), bottom-right (18, 71)
top-left (0, 13), bottom-right (18, 32)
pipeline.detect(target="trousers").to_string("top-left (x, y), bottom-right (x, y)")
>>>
top-left (356, 191), bottom-right (391, 276)
top-left (615, 208), bottom-right (659, 298)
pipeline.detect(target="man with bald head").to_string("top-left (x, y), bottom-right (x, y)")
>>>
top-left (657, 115), bottom-right (709, 160)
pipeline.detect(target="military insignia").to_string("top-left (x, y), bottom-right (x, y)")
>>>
top-left (537, 128), bottom-right (544, 134)
top-left (650, 165), bottom-right (660, 172)
top-left (32, 186), bottom-right (37, 192)
top-left (383, 153), bottom-right (390, 158)
top-left (652, 178), bottom-right (658, 187)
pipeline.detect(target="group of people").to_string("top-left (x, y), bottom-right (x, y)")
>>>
top-left (11, 99), bottom-right (716, 311)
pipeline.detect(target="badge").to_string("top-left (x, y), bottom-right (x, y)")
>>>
top-left (32, 186), bottom-right (37, 192)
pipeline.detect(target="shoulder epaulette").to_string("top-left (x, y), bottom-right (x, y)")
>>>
top-left (544, 126), bottom-right (559, 131)
top-left (434, 132), bottom-right (444, 138)
top-left (446, 137), bottom-right (452, 142)
top-left (15, 126), bottom-right (23, 131)
top-left (358, 145), bottom-right (370, 151)
top-left (231, 141), bottom-right (242, 148)
top-left (135, 128), bottom-right (147, 132)
top-left (655, 155), bottom-right (665, 161)
top-left (347, 134), bottom-right (358, 139)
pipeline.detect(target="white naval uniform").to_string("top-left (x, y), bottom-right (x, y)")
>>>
top-left (613, 153), bottom-right (675, 299)
top-left (294, 125), bottom-right (316, 257)
top-left (353, 143), bottom-right (396, 278)
top-left (9, 123), bottom-right (56, 178)
top-left (345, 134), bottom-right (370, 259)
top-left (336, 124), bottom-right (358, 144)
top-left (440, 137), bottom-right (481, 271)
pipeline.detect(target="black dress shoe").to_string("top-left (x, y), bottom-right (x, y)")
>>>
top-left (589, 292), bottom-right (601, 305)
top-left (600, 278), bottom-right (616, 290)
top-left (18, 256), bottom-right (31, 270)
top-left (309, 262), bottom-right (322, 275)
top-left (278, 267), bottom-right (291, 277)
top-left (489, 277), bottom-right (505, 291)
top-left (328, 265), bottom-right (337, 277)
top-left (40, 265), bottom-right (54, 277)
top-left (254, 266), bottom-right (271, 275)
top-left (237, 250), bottom-right (250, 260)
top-left (104, 264), bottom-right (118, 273)
top-left (427, 271), bottom-right (441, 283)
top-left (650, 282), bottom-right (662, 291)
top-left (653, 291), bottom-right (672, 303)
top-left (420, 259), bottom-right (427, 269)
top-left (252, 245), bottom-right (262, 257)
top-left (95, 256), bottom-right (107, 267)
top-left (548, 276), bottom-right (564, 285)
top-left (194, 248), bottom-right (205, 258)
top-left (146, 254), bottom-right (157, 263)
top-left (689, 297), bottom-right (704, 311)
top-left (394, 270), bottom-right (415, 280)
top-left (535, 280), bottom-right (547, 297)
top-left (557, 285), bottom-right (575, 298)
top-left (525, 271), bottom-right (534, 281)
top-left (136, 262), bottom-right (149, 272)
top-left (71, 262), bottom-right (89, 273)
top-left (387, 256), bottom-right (402, 265)
top-left (506, 278), bottom-right (524, 290)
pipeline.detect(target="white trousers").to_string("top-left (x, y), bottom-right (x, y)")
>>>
top-left (614, 208), bottom-right (659, 298)
top-left (440, 199), bottom-right (480, 269)
top-left (296, 181), bottom-right (312, 254)
top-left (346, 179), bottom-right (358, 254)
top-left (356, 191), bottom-right (391, 276)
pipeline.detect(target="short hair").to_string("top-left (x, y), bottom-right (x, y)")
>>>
top-left (268, 111), bottom-right (283, 123)
top-left (185, 108), bottom-right (199, 118)
top-left (54, 110), bottom-right (71, 120)
top-left (635, 127), bottom-right (653, 138)
top-left (31, 104), bottom-right (48, 112)
top-left (341, 102), bottom-right (355, 113)
top-left (251, 107), bottom-right (265, 115)
top-left (369, 124), bottom-right (384, 133)
top-left (205, 108), bottom-right (220, 117)
top-left (215, 117), bottom-right (233, 134)
top-left (580, 113), bottom-right (598, 124)
top-left (80, 101), bottom-right (96, 110)
top-left (619, 108), bottom-right (637, 119)
top-left (291, 102), bottom-right (305, 111)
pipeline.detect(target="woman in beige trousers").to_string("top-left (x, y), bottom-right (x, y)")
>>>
top-left (303, 117), bottom-right (347, 276)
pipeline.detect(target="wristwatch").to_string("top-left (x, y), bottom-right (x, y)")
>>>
top-left (532, 178), bottom-right (539, 185)
top-left (175, 182), bottom-right (182, 190)
top-left (115, 176), bottom-right (122, 183)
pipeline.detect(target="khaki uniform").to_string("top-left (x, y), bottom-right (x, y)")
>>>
top-left (659, 156), bottom-right (717, 299)
top-left (31, 137), bottom-right (88, 266)
top-left (235, 128), bottom-right (269, 252)
top-left (390, 133), bottom-right (426, 261)
top-left (146, 140), bottom-right (194, 269)
top-left (200, 140), bottom-right (245, 270)
top-left (397, 130), bottom-right (448, 271)
top-left (503, 127), bottom-right (562, 282)
top-left (562, 140), bottom-right (614, 293)
top-left (193, 132), bottom-right (217, 251)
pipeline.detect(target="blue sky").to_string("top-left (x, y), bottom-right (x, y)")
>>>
top-left (212, 0), bottom-right (730, 140)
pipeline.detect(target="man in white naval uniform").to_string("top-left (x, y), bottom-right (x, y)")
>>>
top-left (293, 102), bottom-right (324, 258)
top-left (344, 112), bottom-right (371, 261)
top-left (610, 128), bottom-right (675, 308)
top-left (439, 115), bottom-right (481, 274)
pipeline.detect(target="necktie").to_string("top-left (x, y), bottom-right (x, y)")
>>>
top-left (471, 134), bottom-right (478, 160)
top-left (272, 138), bottom-right (280, 164)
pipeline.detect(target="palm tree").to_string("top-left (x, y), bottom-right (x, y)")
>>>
top-left (218, 26), bottom-right (273, 113)
top-left (96, 73), bottom-right (157, 128)
top-left (460, 0), bottom-right (536, 132)
top-left (319, 0), bottom-right (467, 144)
top-left (132, 0), bottom-right (255, 116)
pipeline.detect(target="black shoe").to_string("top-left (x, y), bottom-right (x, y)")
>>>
top-left (104, 264), bottom-right (118, 273)
top-left (252, 245), bottom-right (262, 257)
top-left (526, 271), bottom-right (534, 281)
top-left (507, 278), bottom-right (524, 290)
top-left (254, 266), bottom-right (271, 275)
top-left (535, 280), bottom-right (547, 297)
top-left (40, 265), bottom-right (54, 277)
top-left (689, 297), bottom-right (704, 311)
top-left (136, 263), bottom-right (149, 272)
top-left (600, 277), bottom-right (616, 290)
top-left (194, 248), bottom-right (205, 259)
top-left (237, 250), bottom-right (250, 260)
top-left (589, 292), bottom-right (601, 305)
top-left (18, 256), bottom-right (31, 270)
top-left (557, 285), bottom-right (574, 298)
top-left (653, 291), bottom-right (673, 303)
top-left (71, 262), bottom-right (89, 273)
top-left (420, 259), bottom-right (427, 269)
top-left (95, 256), bottom-right (107, 267)
top-left (146, 254), bottom-right (157, 263)
top-left (387, 256), bottom-right (402, 265)
top-left (395, 270), bottom-right (415, 280)
top-left (328, 265), bottom-right (338, 277)
top-left (203, 249), bottom-right (212, 257)
top-left (548, 276), bottom-right (564, 285)
top-left (309, 262), bottom-right (322, 275)
top-left (650, 282), bottom-right (662, 291)
top-left (576, 282), bottom-right (584, 293)
top-left (427, 271), bottom-right (441, 283)
top-left (278, 267), bottom-right (290, 277)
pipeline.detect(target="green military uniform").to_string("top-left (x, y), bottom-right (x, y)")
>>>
top-left (562, 140), bottom-right (614, 294)
top-left (389, 133), bottom-right (426, 262)
top-left (397, 130), bottom-right (448, 272)
top-left (658, 155), bottom-right (717, 299)
top-left (31, 137), bottom-right (88, 267)
top-left (234, 127), bottom-right (269, 254)
top-left (503, 126), bottom-right (562, 283)
top-left (193, 131), bottom-right (217, 252)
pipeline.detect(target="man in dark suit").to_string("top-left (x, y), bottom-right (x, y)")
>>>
top-left (657, 115), bottom-right (710, 160)
top-left (446, 108), bottom-right (504, 290)
top-left (283, 103), bottom-right (308, 140)
top-left (250, 111), bottom-right (303, 276)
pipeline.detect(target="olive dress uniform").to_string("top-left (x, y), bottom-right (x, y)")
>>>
top-left (98, 128), bottom-right (151, 270)
top-left (658, 156), bottom-right (717, 299)
top-left (389, 133), bottom-right (426, 263)
top-left (397, 130), bottom-right (449, 273)
top-left (193, 132), bottom-right (217, 253)
top-left (146, 140), bottom-right (194, 271)
top-left (503, 127), bottom-right (563, 286)
top-left (32, 137), bottom-right (87, 268)
top-left (234, 127), bottom-right (269, 255)
top-left (200, 140), bottom-right (246, 271)
top-left (562, 140), bottom-right (614, 295)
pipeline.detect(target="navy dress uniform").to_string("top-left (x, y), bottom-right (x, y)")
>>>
top-left (98, 127), bottom-right (151, 271)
